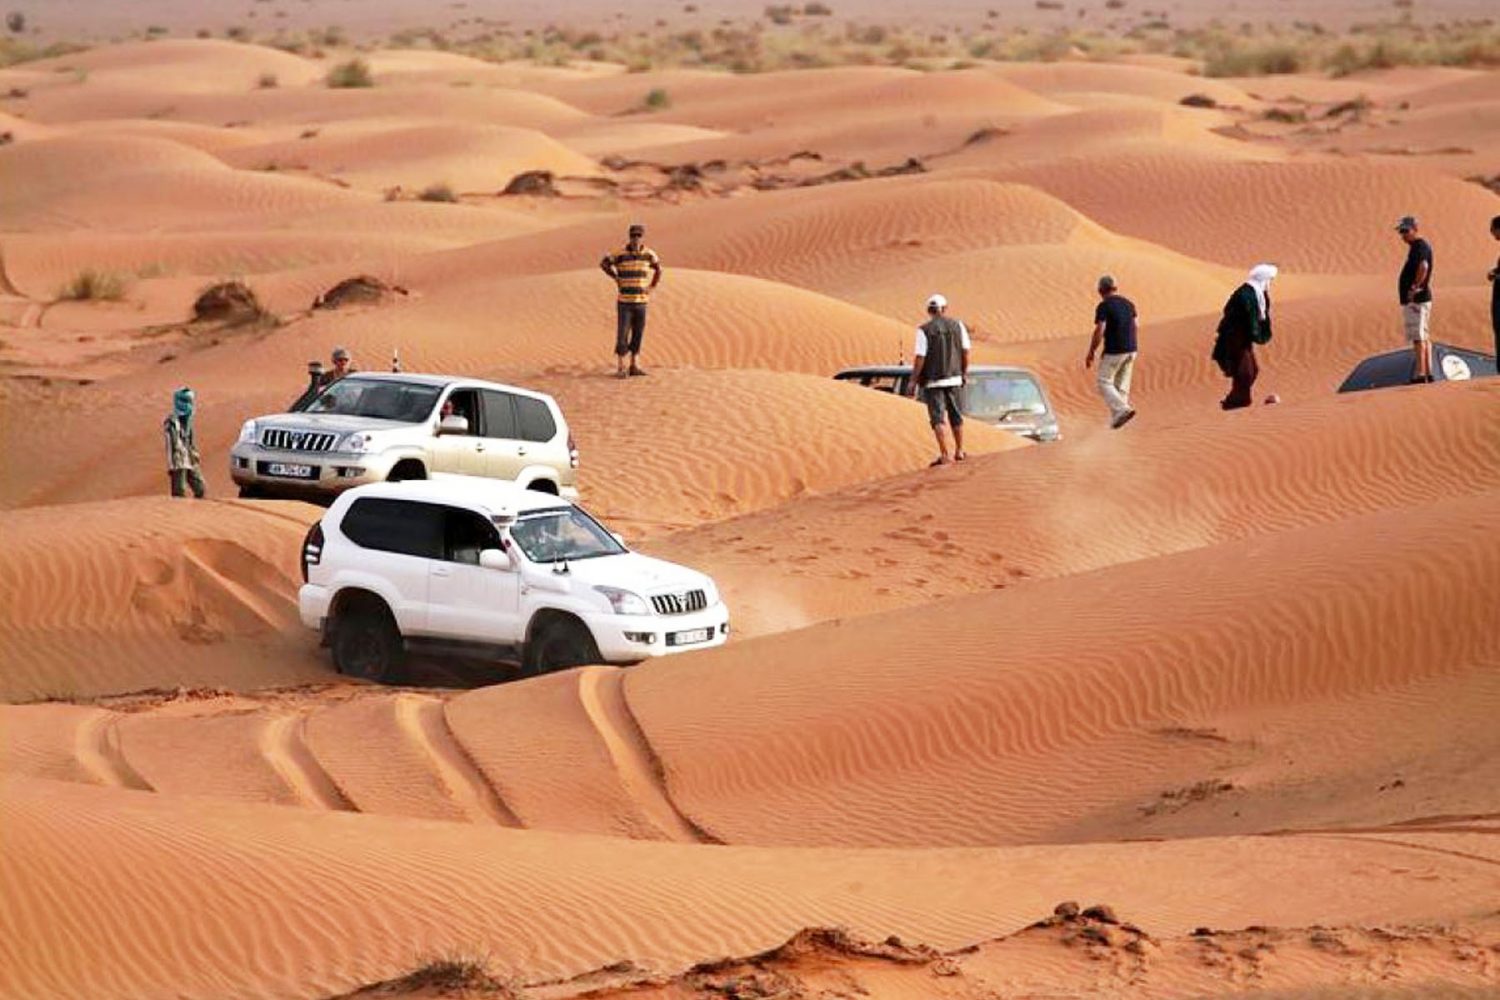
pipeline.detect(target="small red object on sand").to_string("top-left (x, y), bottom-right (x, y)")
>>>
top-left (1264, 394), bottom-right (1281, 405)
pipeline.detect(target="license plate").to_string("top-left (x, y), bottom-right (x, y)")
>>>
top-left (671, 628), bottom-right (711, 646)
top-left (266, 462), bottom-right (315, 479)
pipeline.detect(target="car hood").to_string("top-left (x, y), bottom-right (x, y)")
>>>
top-left (253, 413), bottom-right (418, 434)
top-left (525, 551), bottom-right (712, 595)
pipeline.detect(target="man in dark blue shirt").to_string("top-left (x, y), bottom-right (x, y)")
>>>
top-left (1085, 274), bottom-right (1138, 429)
top-left (1396, 215), bottom-right (1434, 383)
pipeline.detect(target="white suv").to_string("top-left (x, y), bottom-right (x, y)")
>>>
top-left (299, 478), bottom-right (730, 681)
top-left (231, 373), bottom-right (579, 499)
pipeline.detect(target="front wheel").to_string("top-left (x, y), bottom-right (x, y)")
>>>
top-left (522, 619), bottom-right (602, 676)
top-left (331, 601), bottom-right (404, 683)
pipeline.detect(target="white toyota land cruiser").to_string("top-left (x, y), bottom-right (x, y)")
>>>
top-left (299, 478), bottom-right (730, 681)
top-left (231, 373), bottom-right (579, 499)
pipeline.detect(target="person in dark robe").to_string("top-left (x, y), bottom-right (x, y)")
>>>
top-left (1212, 264), bottom-right (1277, 411)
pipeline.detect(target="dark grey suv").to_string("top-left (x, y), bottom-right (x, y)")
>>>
top-left (833, 364), bottom-right (1061, 443)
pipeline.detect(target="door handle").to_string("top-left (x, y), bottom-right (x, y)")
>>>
top-left (475, 442), bottom-right (485, 452)
top-left (432, 566), bottom-right (452, 578)
top-left (517, 446), bottom-right (527, 456)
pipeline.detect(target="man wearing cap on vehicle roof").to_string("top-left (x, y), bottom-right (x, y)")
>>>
top-left (1395, 215), bottom-right (1435, 384)
top-left (907, 293), bottom-right (971, 467)
top-left (600, 223), bottom-right (662, 380)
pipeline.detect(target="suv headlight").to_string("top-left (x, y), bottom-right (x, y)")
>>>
top-left (339, 432), bottom-right (371, 454)
top-left (594, 585), bottom-right (650, 616)
top-left (701, 579), bottom-right (721, 607)
top-left (237, 419), bottom-right (257, 444)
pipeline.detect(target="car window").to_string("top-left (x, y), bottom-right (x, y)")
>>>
top-left (341, 498), bottom-right (444, 559)
top-left (443, 506), bottom-right (500, 565)
top-left (508, 507), bottom-right (624, 563)
top-left (514, 396), bottom-right (557, 443)
top-left (964, 373), bottom-right (1047, 421)
top-left (480, 390), bottom-right (519, 440)
top-left (441, 389), bottom-right (482, 436)
top-left (309, 378), bottom-right (440, 422)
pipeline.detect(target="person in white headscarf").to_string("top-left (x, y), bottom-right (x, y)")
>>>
top-left (1212, 264), bottom-right (1277, 410)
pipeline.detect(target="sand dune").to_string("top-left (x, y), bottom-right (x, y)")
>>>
top-left (4, 28), bottom-right (1500, 1000)
top-left (994, 154), bottom-right (1500, 274)
top-left (0, 498), bottom-right (322, 701)
top-left (657, 379), bottom-right (1500, 635)
top-left (632, 489), bottom-right (1500, 847)
top-left (2, 774), bottom-right (1497, 998)
top-left (219, 119), bottom-right (600, 192)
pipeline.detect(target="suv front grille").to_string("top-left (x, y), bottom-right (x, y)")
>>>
top-left (260, 428), bottom-right (338, 452)
top-left (651, 590), bottom-right (707, 616)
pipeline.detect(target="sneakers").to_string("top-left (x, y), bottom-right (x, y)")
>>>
top-left (628, 366), bottom-right (648, 377)
top-left (1111, 408), bottom-right (1137, 430)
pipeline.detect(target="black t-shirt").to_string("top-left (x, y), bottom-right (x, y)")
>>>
top-left (1094, 294), bottom-right (1138, 355)
top-left (1399, 238), bottom-right (1433, 305)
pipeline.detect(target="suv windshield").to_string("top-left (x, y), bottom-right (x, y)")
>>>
top-left (307, 378), bottom-right (442, 422)
top-left (965, 373), bottom-right (1047, 421)
top-left (507, 507), bottom-right (625, 564)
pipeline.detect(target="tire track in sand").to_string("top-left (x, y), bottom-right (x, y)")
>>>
top-left (260, 714), bottom-right (355, 811)
top-left (74, 711), bottom-right (152, 791)
top-left (399, 695), bottom-right (521, 826)
top-left (575, 667), bottom-right (718, 844)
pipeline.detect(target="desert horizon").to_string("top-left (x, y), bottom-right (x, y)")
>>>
top-left (1, 0), bottom-right (1499, 997)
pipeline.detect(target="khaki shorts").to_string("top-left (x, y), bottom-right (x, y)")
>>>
top-left (1402, 301), bottom-right (1431, 343)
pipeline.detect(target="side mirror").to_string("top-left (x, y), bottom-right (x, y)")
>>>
top-left (1028, 401), bottom-right (1048, 414)
top-left (479, 548), bottom-right (513, 571)
top-left (437, 414), bottom-right (470, 436)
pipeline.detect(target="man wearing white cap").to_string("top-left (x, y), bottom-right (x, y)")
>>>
top-left (907, 293), bottom-right (971, 466)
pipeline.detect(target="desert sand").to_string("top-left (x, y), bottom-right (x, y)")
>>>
top-left (2, 18), bottom-right (1499, 1000)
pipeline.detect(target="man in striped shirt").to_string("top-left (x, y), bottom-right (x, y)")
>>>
top-left (600, 223), bottom-right (663, 378)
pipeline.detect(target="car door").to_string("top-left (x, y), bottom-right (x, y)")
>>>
top-left (337, 498), bottom-right (443, 634)
top-left (428, 388), bottom-right (486, 475)
top-left (479, 389), bottom-right (528, 481)
top-left (513, 394), bottom-right (562, 470)
top-left (427, 504), bottom-right (521, 643)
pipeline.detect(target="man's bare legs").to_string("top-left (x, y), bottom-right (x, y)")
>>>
top-left (931, 423), bottom-right (953, 465)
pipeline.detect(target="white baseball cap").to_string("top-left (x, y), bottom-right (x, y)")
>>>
top-left (926, 293), bottom-right (947, 310)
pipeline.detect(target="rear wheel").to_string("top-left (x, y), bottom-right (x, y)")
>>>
top-left (522, 618), bottom-right (602, 676)
top-left (331, 599), bottom-right (404, 683)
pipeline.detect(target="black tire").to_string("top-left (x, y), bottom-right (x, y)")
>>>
top-left (522, 618), bottom-right (602, 676)
top-left (387, 460), bottom-right (426, 483)
top-left (331, 600), bottom-right (404, 683)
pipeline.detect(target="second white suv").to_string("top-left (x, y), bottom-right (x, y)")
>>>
top-left (231, 373), bottom-right (579, 498)
top-left (299, 478), bottom-right (730, 681)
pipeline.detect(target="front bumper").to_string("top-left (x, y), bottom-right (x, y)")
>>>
top-left (586, 604), bottom-right (731, 662)
top-left (231, 444), bottom-right (393, 493)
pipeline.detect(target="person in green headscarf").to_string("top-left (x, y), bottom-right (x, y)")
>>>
top-left (164, 386), bottom-right (205, 498)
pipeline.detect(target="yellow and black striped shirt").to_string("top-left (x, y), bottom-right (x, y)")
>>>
top-left (603, 245), bottom-right (661, 304)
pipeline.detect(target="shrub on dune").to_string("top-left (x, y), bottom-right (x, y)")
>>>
top-left (325, 57), bottom-right (373, 88)
top-left (256, 71), bottom-right (278, 88)
top-left (58, 270), bottom-right (127, 302)
top-left (418, 182), bottom-right (458, 203)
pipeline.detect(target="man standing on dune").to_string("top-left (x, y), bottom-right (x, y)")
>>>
top-left (1085, 274), bottom-right (1138, 429)
top-left (1395, 215), bottom-right (1434, 384)
top-left (164, 386), bottom-right (205, 499)
top-left (908, 293), bottom-right (970, 466)
top-left (600, 223), bottom-right (662, 379)
top-left (1488, 215), bottom-right (1500, 367)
